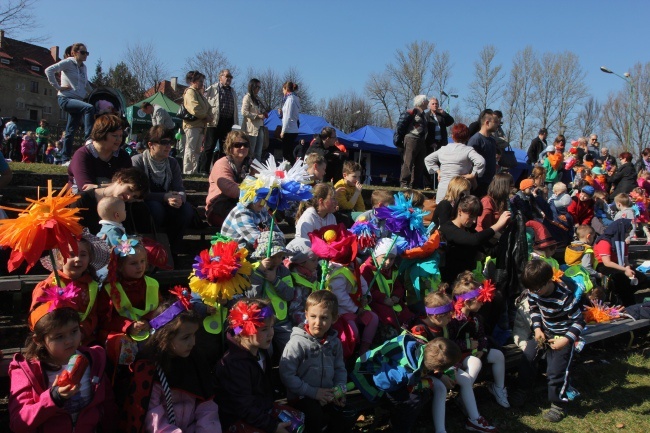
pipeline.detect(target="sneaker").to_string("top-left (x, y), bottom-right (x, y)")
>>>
top-left (542, 404), bottom-right (566, 422)
top-left (465, 416), bottom-right (498, 432)
top-left (509, 388), bottom-right (528, 408)
top-left (487, 383), bottom-right (510, 408)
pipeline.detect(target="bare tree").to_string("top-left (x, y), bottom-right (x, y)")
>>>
top-left (576, 96), bottom-right (602, 137)
top-left (386, 40), bottom-right (438, 112)
top-left (236, 66), bottom-right (283, 113)
top-left (554, 52), bottom-right (588, 133)
top-left (283, 67), bottom-right (316, 114)
top-left (466, 45), bottom-right (506, 115)
top-left (532, 52), bottom-right (560, 133)
top-left (365, 71), bottom-right (395, 127)
top-left (124, 42), bottom-right (168, 98)
top-left (503, 46), bottom-right (537, 147)
top-left (321, 91), bottom-right (374, 133)
top-left (0, 0), bottom-right (44, 42)
top-left (185, 48), bottom-right (235, 88)
top-left (431, 50), bottom-right (454, 104)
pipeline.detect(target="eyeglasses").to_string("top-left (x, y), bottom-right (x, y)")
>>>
top-left (232, 141), bottom-right (249, 149)
top-left (225, 75), bottom-right (233, 79)
top-left (158, 139), bottom-right (175, 146)
top-left (78, 51), bottom-right (90, 55)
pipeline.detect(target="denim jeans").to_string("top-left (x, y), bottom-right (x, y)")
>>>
top-left (58, 96), bottom-right (95, 158)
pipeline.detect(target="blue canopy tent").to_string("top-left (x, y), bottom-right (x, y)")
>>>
top-left (346, 125), bottom-right (401, 185)
top-left (263, 110), bottom-right (351, 143)
top-left (508, 147), bottom-right (531, 184)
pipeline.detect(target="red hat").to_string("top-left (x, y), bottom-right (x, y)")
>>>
top-left (525, 220), bottom-right (557, 250)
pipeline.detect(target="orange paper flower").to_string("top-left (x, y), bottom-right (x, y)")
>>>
top-left (0, 180), bottom-right (83, 272)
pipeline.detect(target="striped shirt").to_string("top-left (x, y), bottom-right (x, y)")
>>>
top-left (528, 282), bottom-right (585, 343)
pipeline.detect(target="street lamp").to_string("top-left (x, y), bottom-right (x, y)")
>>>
top-left (600, 66), bottom-right (633, 149)
top-left (441, 90), bottom-right (458, 112)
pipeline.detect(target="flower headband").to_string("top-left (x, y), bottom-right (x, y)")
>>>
top-left (228, 301), bottom-right (274, 337)
top-left (149, 286), bottom-right (193, 332)
top-left (453, 280), bottom-right (496, 319)
top-left (115, 234), bottom-right (139, 257)
top-left (28, 284), bottom-right (79, 330)
top-left (425, 302), bottom-right (453, 316)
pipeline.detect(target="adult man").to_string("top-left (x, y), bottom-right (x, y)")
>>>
top-left (203, 69), bottom-right (238, 174)
top-left (467, 109), bottom-right (499, 197)
top-left (527, 128), bottom-right (548, 165)
top-left (421, 97), bottom-right (454, 189)
top-left (598, 146), bottom-right (617, 169)
top-left (2, 117), bottom-right (19, 160)
top-left (396, 95), bottom-right (428, 188)
top-left (588, 134), bottom-right (599, 158)
top-left (141, 102), bottom-right (175, 130)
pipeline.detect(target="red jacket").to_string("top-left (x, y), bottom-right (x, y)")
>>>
top-left (567, 196), bottom-right (594, 225)
top-left (9, 345), bottom-right (117, 433)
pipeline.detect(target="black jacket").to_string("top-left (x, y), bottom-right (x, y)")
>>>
top-left (610, 161), bottom-right (637, 196)
top-left (527, 137), bottom-right (547, 164)
top-left (425, 110), bottom-right (454, 149)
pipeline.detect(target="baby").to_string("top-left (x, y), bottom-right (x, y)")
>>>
top-left (549, 182), bottom-right (571, 212)
top-left (96, 196), bottom-right (127, 247)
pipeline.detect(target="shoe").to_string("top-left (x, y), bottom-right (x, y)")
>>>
top-left (487, 383), bottom-right (510, 408)
top-left (508, 388), bottom-right (528, 408)
top-left (465, 416), bottom-right (498, 432)
top-left (542, 404), bottom-right (566, 422)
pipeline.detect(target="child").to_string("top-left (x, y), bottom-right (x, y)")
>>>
top-left (35, 119), bottom-right (50, 162)
top-left (592, 190), bottom-right (614, 233)
top-left (362, 238), bottom-right (413, 332)
top-left (525, 220), bottom-right (559, 270)
top-left (355, 189), bottom-right (394, 239)
top-left (96, 196), bottom-right (127, 247)
top-left (630, 187), bottom-right (650, 244)
top-left (124, 289), bottom-right (221, 433)
top-left (542, 143), bottom-right (563, 189)
top-left (286, 237), bottom-right (319, 326)
top-left (246, 230), bottom-right (296, 351)
top-left (334, 160), bottom-right (365, 213)
top-left (592, 166), bottom-right (608, 192)
top-left (549, 182), bottom-right (571, 212)
top-left (613, 193), bottom-right (636, 241)
top-left (511, 260), bottom-right (585, 422)
top-left (638, 169), bottom-right (650, 196)
top-left (21, 131), bottom-right (37, 163)
top-left (9, 289), bottom-right (117, 433)
top-left (295, 183), bottom-right (338, 239)
top-left (45, 141), bottom-right (56, 164)
top-left (449, 271), bottom-right (510, 408)
top-left (215, 298), bottom-right (302, 433)
top-left (411, 289), bottom-right (498, 433)
top-left (53, 140), bottom-right (64, 165)
top-left (565, 225), bottom-right (600, 281)
top-left (280, 291), bottom-right (356, 433)
top-left (567, 185), bottom-right (595, 226)
top-left (512, 178), bottom-right (545, 221)
top-left (32, 230), bottom-right (110, 346)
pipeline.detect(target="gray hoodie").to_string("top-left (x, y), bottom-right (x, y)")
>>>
top-left (279, 326), bottom-right (347, 400)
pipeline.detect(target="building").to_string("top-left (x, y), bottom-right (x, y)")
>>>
top-left (0, 30), bottom-right (64, 130)
top-left (143, 77), bottom-right (187, 103)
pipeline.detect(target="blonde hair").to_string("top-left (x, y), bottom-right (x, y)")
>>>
top-left (451, 271), bottom-right (480, 304)
top-left (97, 196), bottom-right (124, 221)
top-left (552, 182), bottom-right (567, 195)
top-left (443, 176), bottom-right (471, 202)
top-left (371, 190), bottom-right (395, 208)
top-left (423, 338), bottom-right (461, 373)
top-left (614, 193), bottom-right (632, 208)
top-left (424, 285), bottom-right (452, 310)
top-left (295, 183), bottom-right (335, 221)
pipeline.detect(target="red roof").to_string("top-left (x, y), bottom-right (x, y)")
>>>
top-left (23, 57), bottom-right (43, 66)
top-left (0, 36), bottom-right (57, 77)
top-left (144, 80), bottom-right (187, 102)
top-left (0, 51), bottom-right (13, 59)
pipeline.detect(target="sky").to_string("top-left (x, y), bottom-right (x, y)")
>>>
top-left (18, 0), bottom-right (650, 123)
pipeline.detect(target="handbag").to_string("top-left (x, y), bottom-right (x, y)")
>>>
top-left (177, 104), bottom-right (197, 122)
top-left (499, 143), bottom-right (518, 168)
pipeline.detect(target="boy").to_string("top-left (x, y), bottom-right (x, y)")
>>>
top-left (613, 193), bottom-right (636, 241)
top-left (334, 160), bottom-right (365, 213)
top-left (286, 237), bottom-right (320, 326)
top-left (565, 225), bottom-right (600, 281)
top-left (221, 190), bottom-right (284, 251)
top-left (96, 196), bottom-right (127, 247)
top-left (305, 152), bottom-right (326, 184)
top-left (567, 185), bottom-right (595, 226)
top-left (511, 260), bottom-right (585, 422)
top-left (280, 291), bottom-right (356, 433)
top-left (355, 189), bottom-right (394, 238)
top-left (35, 119), bottom-right (50, 162)
top-left (52, 140), bottom-right (64, 165)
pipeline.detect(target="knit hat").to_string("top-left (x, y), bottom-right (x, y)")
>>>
top-left (581, 185), bottom-right (595, 196)
top-left (525, 220), bottom-right (557, 250)
top-left (519, 178), bottom-right (535, 191)
top-left (286, 238), bottom-right (315, 264)
top-left (251, 231), bottom-right (291, 260)
top-left (592, 167), bottom-right (604, 175)
top-left (374, 237), bottom-right (397, 257)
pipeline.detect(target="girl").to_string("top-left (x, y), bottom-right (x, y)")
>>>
top-left (286, 237), bottom-right (320, 326)
top-left (9, 289), bottom-right (116, 433)
top-left (410, 288), bottom-right (497, 433)
top-left (31, 230), bottom-right (109, 346)
top-left (295, 183), bottom-right (338, 239)
top-left (279, 81), bottom-right (301, 164)
top-left (215, 299), bottom-right (300, 433)
top-left (477, 172), bottom-right (513, 232)
top-left (637, 169), bottom-right (650, 196)
top-left (124, 290), bottom-right (221, 433)
top-left (449, 271), bottom-right (510, 409)
top-left (431, 175), bottom-right (471, 228)
top-left (630, 186), bottom-right (650, 245)
top-left (21, 131), bottom-right (37, 163)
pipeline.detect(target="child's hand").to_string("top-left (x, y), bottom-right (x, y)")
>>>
top-left (52, 375), bottom-right (79, 399)
top-left (276, 422), bottom-right (292, 433)
top-left (534, 328), bottom-right (546, 345)
top-left (130, 320), bottom-right (150, 335)
top-left (315, 387), bottom-right (335, 405)
top-left (549, 337), bottom-right (570, 350)
top-left (475, 351), bottom-right (484, 359)
top-left (263, 267), bottom-right (277, 283)
top-left (383, 297), bottom-right (394, 306)
top-left (333, 394), bottom-right (346, 407)
top-left (440, 375), bottom-right (456, 390)
top-left (355, 181), bottom-right (363, 192)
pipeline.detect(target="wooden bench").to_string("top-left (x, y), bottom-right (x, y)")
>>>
top-left (582, 317), bottom-right (650, 347)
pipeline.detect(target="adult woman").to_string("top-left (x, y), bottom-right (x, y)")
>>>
top-left (182, 70), bottom-right (211, 175)
top-left (206, 130), bottom-right (252, 228)
top-left (609, 152), bottom-right (637, 196)
top-left (424, 123), bottom-right (485, 203)
top-left (44, 42), bottom-right (95, 160)
top-left (75, 168), bottom-right (149, 234)
top-left (439, 195), bottom-right (510, 284)
top-left (132, 126), bottom-right (194, 255)
top-left (241, 78), bottom-right (266, 161)
top-left (431, 176), bottom-right (471, 228)
top-left (280, 81), bottom-right (301, 163)
top-left (635, 148), bottom-right (650, 173)
top-left (477, 173), bottom-right (514, 232)
top-left (67, 114), bottom-right (131, 192)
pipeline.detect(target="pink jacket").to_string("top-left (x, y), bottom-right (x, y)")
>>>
top-left (9, 345), bottom-right (117, 433)
top-left (206, 156), bottom-right (241, 207)
top-left (145, 381), bottom-right (222, 433)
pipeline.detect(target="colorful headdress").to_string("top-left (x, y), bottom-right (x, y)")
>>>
top-left (425, 302), bottom-right (453, 316)
top-left (583, 300), bottom-right (630, 324)
top-left (350, 218), bottom-right (380, 250)
top-left (189, 239), bottom-right (252, 305)
top-left (149, 286), bottom-right (193, 332)
top-left (40, 228), bottom-right (111, 273)
top-left (375, 193), bottom-right (429, 251)
top-left (453, 280), bottom-right (496, 319)
top-left (228, 300), bottom-right (274, 337)
top-left (309, 223), bottom-right (358, 264)
top-left (28, 283), bottom-right (79, 330)
top-left (399, 253), bottom-right (442, 300)
top-left (141, 237), bottom-right (172, 270)
top-left (115, 235), bottom-right (139, 257)
top-left (239, 155), bottom-right (313, 211)
top-left (0, 181), bottom-right (83, 272)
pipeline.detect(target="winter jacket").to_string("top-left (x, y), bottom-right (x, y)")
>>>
top-left (206, 83), bottom-right (239, 128)
top-left (182, 87), bottom-right (211, 130)
top-left (610, 162), bottom-right (638, 196)
top-left (279, 326), bottom-right (347, 401)
top-left (9, 346), bottom-right (117, 433)
top-left (567, 196), bottom-right (595, 225)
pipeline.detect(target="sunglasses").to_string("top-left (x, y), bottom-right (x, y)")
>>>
top-left (158, 139), bottom-right (175, 146)
top-left (78, 51), bottom-right (90, 55)
top-left (225, 75), bottom-right (233, 79)
top-left (232, 141), bottom-right (249, 149)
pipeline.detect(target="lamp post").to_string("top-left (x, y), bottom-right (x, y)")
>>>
top-left (600, 66), bottom-right (633, 149)
top-left (441, 90), bottom-right (459, 112)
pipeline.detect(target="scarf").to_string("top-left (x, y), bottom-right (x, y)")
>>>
top-left (227, 155), bottom-right (251, 183)
top-left (143, 150), bottom-right (172, 192)
top-left (547, 152), bottom-right (563, 171)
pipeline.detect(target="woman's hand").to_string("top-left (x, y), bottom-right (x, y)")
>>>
top-left (492, 211), bottom-right (512, 231)
top-left (165, 191), bottom-right (183, 208)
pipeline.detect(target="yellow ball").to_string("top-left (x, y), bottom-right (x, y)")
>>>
top-left (323, 229), bottom-right (337, 243)
top-left (357, 215), bottom-right (367, 222)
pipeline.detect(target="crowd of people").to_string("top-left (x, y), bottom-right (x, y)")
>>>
top-left (2, 48), bottom-right (650, 433)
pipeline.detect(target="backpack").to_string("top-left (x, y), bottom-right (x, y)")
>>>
top-left (564, 242), bottom-right (591, 266)
top-left (393, 110), bottom-right (414, 149)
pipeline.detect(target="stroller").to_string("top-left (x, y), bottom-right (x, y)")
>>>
top-left (87, 87), bottom-right (128, 124)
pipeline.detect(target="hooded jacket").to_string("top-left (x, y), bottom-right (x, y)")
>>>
top-left (9, 345), bottom-right (117, 433)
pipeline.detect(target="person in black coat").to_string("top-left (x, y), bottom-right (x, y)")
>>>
top-left (609, 151), bottom-right (637, 196)
top-left (526, 128), bottom-right (547, 165)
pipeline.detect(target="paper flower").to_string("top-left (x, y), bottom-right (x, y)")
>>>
top-left (552, 268), bottom-right (564, 283)
top-left (309, 223), bottom-right (358, 264)
top-left (239, 155), bottom-right (313, 211)
top-left (189, 240), bottom-right (252, 305)
top-left (228, 301), bottom-right (274, 337)
top-left (375, 193), bottom-right (429, 250)
top-left (583, 300), bottom-right (627, 324)
top-left (35, 283), bottom-right (80, 312)
top-left (169, 285), bottom-right (192, 310)
top-left (115, 235), bottom-right (139, 257)
top-left (476, 279), bottom-right (496, 303)
top-left (0, 180), bottom-right (83, 272)
top-left (350, 219), bottom-right (380, 250)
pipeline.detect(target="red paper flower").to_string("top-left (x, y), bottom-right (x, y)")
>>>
top-left (309, 223), bottom-right (358, 264)
top-left (228, 301), bottom-right (273, 337)
top-left (169, 285), bottom-right (192, 310)
top-left (477, 279), bottom-right (496, 303)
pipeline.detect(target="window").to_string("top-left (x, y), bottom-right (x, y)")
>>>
top-left (44, 105), bottom-right (52, 114)
top-left (31, 81), bottom-right (39, 93)
top-left (16, 98), bottom-right (25, 110)
top-left (30, 65), bottom-right (40, 72)
top-left (0, 58), bottom-right (9, 65)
